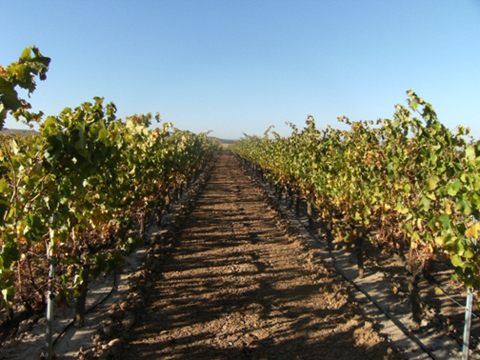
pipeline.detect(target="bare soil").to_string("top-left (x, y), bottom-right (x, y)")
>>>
top-left (120, 151), bottom-right (400, 360)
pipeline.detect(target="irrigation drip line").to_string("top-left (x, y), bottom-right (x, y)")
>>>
top-left (52, 270), bottom-right (118, 348)
top-left (296, 213), bottom-right (440, 360)
top-left (46, 162), bottom-right (214, 356)
top-left (336, 266), bottom-right (438, 360)
top-left (306, 221), bottom-right (441, 359)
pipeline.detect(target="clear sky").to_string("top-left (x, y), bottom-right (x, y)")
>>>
top-left (2, 1), bottom-right (480, 140)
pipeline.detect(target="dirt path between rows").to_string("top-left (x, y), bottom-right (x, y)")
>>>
top-left (120, 150), bottom-right (401, 360)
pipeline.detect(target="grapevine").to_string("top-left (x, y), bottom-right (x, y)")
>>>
top-left (0, 48), bottom-right (220, 332)
top-left (232, 91), bottom-right (478, 326)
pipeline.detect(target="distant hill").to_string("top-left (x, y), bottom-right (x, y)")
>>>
top-left (0, 128), bottom-right (38, 135)
top-left (210, 137), bottom-right (236, 145)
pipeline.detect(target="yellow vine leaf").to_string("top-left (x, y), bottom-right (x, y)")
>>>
top-left (444, 202), bottom-right (453, 215)
top-left (465, 223), bottom-right (480, 240)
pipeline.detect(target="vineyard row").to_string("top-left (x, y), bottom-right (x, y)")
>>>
top-left (0, 46), bottom-right (220, 341)
top-left (231, 91), bottom-right (480, 326)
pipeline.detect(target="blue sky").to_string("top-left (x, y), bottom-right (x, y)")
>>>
top-left (2, 1), bottom-right (480, 140)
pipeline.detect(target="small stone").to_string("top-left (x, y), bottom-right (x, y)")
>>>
top-left (107, 338), bottom-right (123, 358)
top-left (92, 333), bottom-right (103, 344)
top-left (17, 319), bottom-right (32, 334)
top-left (108, 338), bottom-right (122, 347)
top-left (119, 301), bottom-right (129, 311)
top-left (122, 313), bottom-right (135, 329)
